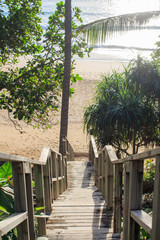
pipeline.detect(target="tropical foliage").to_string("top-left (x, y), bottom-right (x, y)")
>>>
top-left (84, 56), bottom-right (160, 156)
top-left (0, 162), bottom-right (14, 216)
top-left (0, 162), bottom-right (17, 239)
top-left (0, 0), bottom-right (43, 64)
top-left (82, 10), bottom-right (160, 45)
top-left (0, 1), bottom-right (91, 128)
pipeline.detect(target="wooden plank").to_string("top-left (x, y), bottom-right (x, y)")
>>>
top-left (152, 155), bottom-right (160, 240)
top-left (34, 164), bottom-right (46, 236)
top-left (114, 164), bottom-right (122, 233)
top-left (105, 146), bottom-right (118, 163)
top-left (58, 176), bottom-right (63, 180)
top-left (43, 158), bottom-right (52, 214)
top-left (52, 153), bottom-right (59, 199)
top-left (26, 169), bottom-right (35, 239)
top-left (0, 212), bottom-right (27, 237)
top-left (90, 135), bottom-right (98, 158)
top-left (112, 147), bottom-right (160, 164)
top-left (0, 152), bottom-right (41, 165)
top-left (12, 162), bottom-right (30, 239)
top-left (128, 161), bottom-right (143, 240)
top-left (52, 177), bottom-right (57, 182)
top-left (131, 210), bottom-right (152, 235)
top-left (39, 147), bottom-right (51, 165)
top-left (46, 160), bottom-right (118, 239)
top-left (123, 164), bottom-right (130, 240)
top-left (104, 150), bottom-right (113, 210)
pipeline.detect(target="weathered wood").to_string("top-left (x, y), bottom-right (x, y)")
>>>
top-left (12, 162), bottom-right (30, 239)
top-left (34, 164), bottom-right (46, 236)
top-left (89, 135), bottom-right (98, 164)
top-left (151, 155), bottom-right (160, 240)
top-left (99, 153), bottom-right (103, 192)
top-left (112, 147), bottom-right (160, 164)
top-left (0, 152), bottom-right (41, 165)
top-left (58, 155), bottom-right (63, 194)
top-left (43, 158), bottom-right (52, 214)
top-left (114, 164), bottom-right (123, 233)
top-left (105, 149), bottom-right (113, 210)
top-left (123, 163), bottom-right (130, 240)
top-left (128, 161), bottom-right (143, 240)
top-left (25, 167), bottom-right (35, 240)
top-left (0, 212), bottom-right (27, 237)
top-left (0, 143), bottom-right (69, 239)
top-left (46, 160), bottom-right (120, 239)
top-left (102, 150), bottom-right (105, 198)
top-left (105, 146), bottom-right (118, 163)
top-left (52, 152), bottom-right (59, 200)
top-left (131, 210), bottom-right (152, 235)
top-left (62, 138), bottom-right (74, 161)
top-left (64, 156), bottom-right (68, 189)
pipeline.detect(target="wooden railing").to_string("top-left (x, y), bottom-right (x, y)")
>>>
top-left (62, 137), bottom-right (74, 161)
top-left (0, 143), bottom-right (72, 239)
top-left (89, 135), bottom-right (160, 240)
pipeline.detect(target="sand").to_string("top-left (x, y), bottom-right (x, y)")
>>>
top-left (0, 60), bottom-right (126, 160)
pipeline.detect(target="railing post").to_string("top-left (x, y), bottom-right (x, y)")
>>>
top-left (62, 155), bottom-right (65, 192)
top-left (43, 157), bottom-right (52, 214)
top-left (129, 160), bottom-right (143, 240)
top-left (95, 156), bottom-right (98, 187)
top-left (25, 163), bottom-right (35, 240)
top-left (65, 156), bottom-right (68, 190)
top-left (34, 164), bottom-right (46, 236)
top-left (89, 139), bottom-right (93, 163)
top-left (151, 155), bottom-right (160, 240)
top-left (59, 155), bottom-right (64, 194)
top-left (123, 160), bottom-right (143, 240)
top-left (98, 153), bottom-right (102, 192)
top-left (114, 163), bottom-right (123, 233)
top-left (102, 150), bottom-right (105, 198)
top-left (52, 153), bottom-right (59, 200)
top-left (105, 149), bottom-right (113, 210)
top-left (123, 162), bottom-right (130, 240)
top-left (12, 162), bottom-right (30, 240)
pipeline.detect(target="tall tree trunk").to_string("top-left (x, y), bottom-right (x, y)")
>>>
top-left (59, 0), bottom-right (72, 154)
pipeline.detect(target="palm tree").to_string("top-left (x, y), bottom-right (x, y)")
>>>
top-left (81, 10), bottom-right (160, 45)
top-left (59, 0), bottom-right (72, 154)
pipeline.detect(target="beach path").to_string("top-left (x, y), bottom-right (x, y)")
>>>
top-left (46, 159), bottom-right (121, 240)
top-left (0, 60), bottom-right (126, 160)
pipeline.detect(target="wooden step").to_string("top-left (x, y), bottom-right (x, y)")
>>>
top-left (46, 161), bottom-right (120, 239)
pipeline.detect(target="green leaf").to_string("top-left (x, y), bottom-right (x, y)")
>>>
top-left (0, 162), bottom-right (12, 180)
top-left (0, 188), bottom-right (14, 214)
top-left (75, 74), bottom-right (82, 81)
top-left (69, 88), bottom-right (75, 97)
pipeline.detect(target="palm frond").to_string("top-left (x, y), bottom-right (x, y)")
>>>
top-left (81, 10), bottom-right (160, 44)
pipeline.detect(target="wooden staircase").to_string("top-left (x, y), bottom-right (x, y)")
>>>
top-left (1, 138), bottom-right (160, 239)
top-left (46, 160), bottom-right (121, 240)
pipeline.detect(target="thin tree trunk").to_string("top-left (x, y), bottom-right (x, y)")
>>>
top-left (59, 0), bottom-right (72, 154)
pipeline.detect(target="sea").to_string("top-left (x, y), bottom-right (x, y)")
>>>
top-left (42, 0), bottom-right (160, 61)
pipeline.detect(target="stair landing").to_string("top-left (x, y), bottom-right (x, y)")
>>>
top-left (46, 161), bottom-right (121, 240)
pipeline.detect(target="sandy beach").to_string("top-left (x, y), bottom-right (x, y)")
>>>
top-left (0, 60), bottom-right (127, 160)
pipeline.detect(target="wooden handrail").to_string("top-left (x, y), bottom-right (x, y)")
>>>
top-left (62, 137), bottom-right (74, 161)
top-left (89, 135), bottom-right (160, 240)
top-left (110, 147), bottom-right (160, 164)
top-left (0, 212), bottom-right (28, 237)
top-left (89, 136), bottom-right (99, 186)
top-left (0, 142), bottom-right (73, 239)
top-left (90, 135), bottom-right (98, 159)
